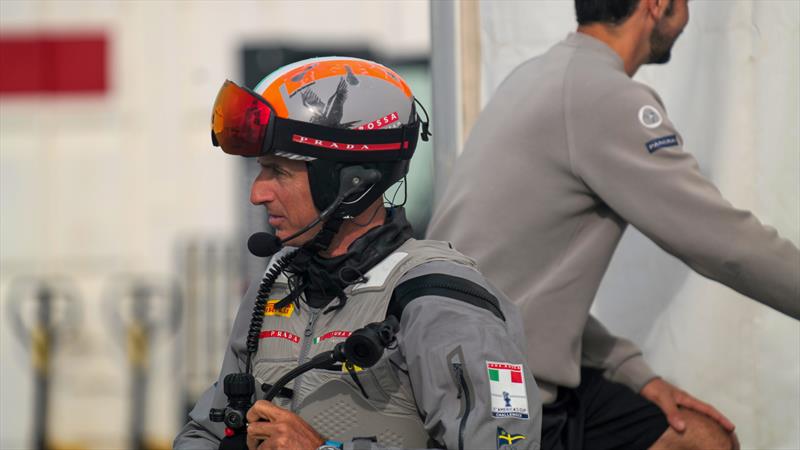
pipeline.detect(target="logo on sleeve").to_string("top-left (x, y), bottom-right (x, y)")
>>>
top-left (487, 361), bottom-right (529, 420)
top-left (646, 134), bottom-right (679, 153)
top-left (496, 427), bottom-right (526, 449)
top-left (638, 105), bottom-right (663, 129)
top-left (265, 300), bottom-right (294, 317)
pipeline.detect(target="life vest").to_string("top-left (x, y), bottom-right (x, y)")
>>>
top-left (252, 238), bottom-right (476, 447)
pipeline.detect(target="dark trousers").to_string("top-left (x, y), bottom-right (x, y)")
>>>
top-left (541, 368), bottom-right (668, 450)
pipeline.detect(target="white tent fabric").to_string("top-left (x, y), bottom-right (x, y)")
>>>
top-left (478, 1), bottom-right (799, 447)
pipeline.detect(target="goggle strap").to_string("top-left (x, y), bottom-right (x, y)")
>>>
top-left (271, 117), bottom-right (420, 162)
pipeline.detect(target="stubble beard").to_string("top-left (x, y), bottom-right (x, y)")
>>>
top-left (647, 0), bottom-right (682, 65)
top-left (648, 22), bottom-right (677, 65)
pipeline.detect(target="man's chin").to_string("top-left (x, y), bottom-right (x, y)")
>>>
top-left (279, 232), bottom-right (310, 248)
top-left (648, 50), bottom-right (672, 65)
top-left (277, 225), bottom-right (323, 248)
top-left (274, 232), bottom-right (293, 244)
top-left (648, 26), bottom-right (678, 65)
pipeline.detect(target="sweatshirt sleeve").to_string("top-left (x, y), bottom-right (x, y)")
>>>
top-left (569, 83), bottom-right (800, 319)
top-left (173, 384), bottom-right (226, 450)
top-left (581, 314), bottom-right (658, 393)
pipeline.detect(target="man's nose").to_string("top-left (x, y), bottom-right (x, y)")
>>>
top-left (250, 173), bottom-right (275, 205)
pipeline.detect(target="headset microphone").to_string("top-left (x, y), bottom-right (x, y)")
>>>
top-left (247, 232), bottom-right (282, 258)
top-left (247, 166), bottom-right (381, 258)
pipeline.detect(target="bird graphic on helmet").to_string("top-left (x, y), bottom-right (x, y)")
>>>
top-left (301, 77), bottom-right (359, 129)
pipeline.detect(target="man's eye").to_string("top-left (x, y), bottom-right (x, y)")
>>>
top-left (262, 164), bottom-right (287, 177)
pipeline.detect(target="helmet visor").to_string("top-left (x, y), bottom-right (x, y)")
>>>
top-left (211, 80), bottom-right (274, 157)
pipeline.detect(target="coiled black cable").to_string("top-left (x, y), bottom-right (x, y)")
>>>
top-left (245, 250), bottom-right (298, 373)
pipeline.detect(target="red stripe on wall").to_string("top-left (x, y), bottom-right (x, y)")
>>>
top-left (0, 33), bottom-right (107, 94)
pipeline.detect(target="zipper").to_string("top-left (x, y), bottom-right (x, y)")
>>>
top-left (452, 362), bottom-right (471, 450)
top-left (289, 306), bottom-right (320, 410)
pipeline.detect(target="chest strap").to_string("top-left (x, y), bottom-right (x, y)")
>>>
top-left (388, 274), bottom-right (505, 322)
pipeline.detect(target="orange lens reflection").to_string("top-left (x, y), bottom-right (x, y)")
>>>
top-left (211, 80), bottom-right (273, 156)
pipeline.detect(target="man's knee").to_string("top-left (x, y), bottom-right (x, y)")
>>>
top-left (650, 409), bottom-right (738, 450)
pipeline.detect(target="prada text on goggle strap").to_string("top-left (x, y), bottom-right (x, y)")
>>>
top-left (211, 80), bottom-right (421, 162)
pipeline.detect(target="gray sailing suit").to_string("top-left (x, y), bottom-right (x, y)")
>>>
top-left (174, 239), bottom-right (542, 449)
top-left (427, 32), bottom-right (800, 404)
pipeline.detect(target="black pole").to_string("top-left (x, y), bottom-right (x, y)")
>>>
top-left (129, 285), bottom-right (151, 450)
top-left (32, 284), bottom-right (53, 450)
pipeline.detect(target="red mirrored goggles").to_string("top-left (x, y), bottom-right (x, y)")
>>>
top-left (211, 80), bottom-right (426, 162)
top-left (211, 80), bottom-right (274, 157)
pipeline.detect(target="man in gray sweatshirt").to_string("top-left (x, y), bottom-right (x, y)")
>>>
top-left (427, 0), bottom-right (799, 449)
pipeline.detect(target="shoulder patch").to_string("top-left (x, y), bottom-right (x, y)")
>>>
top-left (646, 134), bottom-right (679, 153)
top-left (638, 105), bottom-right (663, 128)
top-left (487, 361), bottom-right (529, 420)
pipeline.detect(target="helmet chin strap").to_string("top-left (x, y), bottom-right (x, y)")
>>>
top-left (301, 216), bottom-right (344, 256)
top-left (273, 216), bottom-right (344, 310)
top-left (286, 166), bottom-right (382, 276)
top-left (301, 164), bottom-right (382, 249)
top-left (299, 165), bottom-right (381, 254)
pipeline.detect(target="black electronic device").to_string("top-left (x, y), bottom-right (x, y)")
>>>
top-left (210, 373), bottom-right (256, 430)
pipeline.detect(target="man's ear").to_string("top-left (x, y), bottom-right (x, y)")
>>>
top-left (644, 0), bottom-right (669, 21)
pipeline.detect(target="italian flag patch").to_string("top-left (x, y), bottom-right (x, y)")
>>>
top-left (486, 361), bottom-right (529, 420)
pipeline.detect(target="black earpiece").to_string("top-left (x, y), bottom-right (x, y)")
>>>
top-left (337, 166), bottom-right (382, 199)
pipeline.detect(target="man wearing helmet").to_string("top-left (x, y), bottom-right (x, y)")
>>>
top-left (174, 57), bottom-right (542, 450)
top-left (427, 0), bottom-right (799, 449)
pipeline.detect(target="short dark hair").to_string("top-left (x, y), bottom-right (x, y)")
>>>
top-left (575, 0), bottom-right (640, 25)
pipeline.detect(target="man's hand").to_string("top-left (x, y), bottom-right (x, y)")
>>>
top-left (640, 377), bottom-right (735, 433)
top-left (245, 400), bottom-right (324, 450)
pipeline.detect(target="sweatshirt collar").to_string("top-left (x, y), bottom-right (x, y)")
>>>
top-left (563, 32), bottom-right (625, 72)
